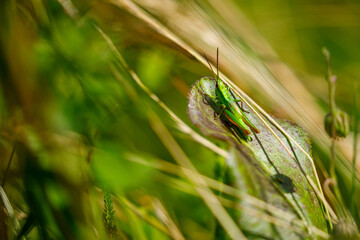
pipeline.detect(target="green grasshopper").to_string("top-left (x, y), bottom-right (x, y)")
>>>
top-left (197, 49), bottom-right (260, 141)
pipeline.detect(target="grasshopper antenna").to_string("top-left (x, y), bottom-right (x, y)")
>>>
top-left (204, 53), bottom-right (216, 79)
top-left (216, 47), bottom-right (219, 79)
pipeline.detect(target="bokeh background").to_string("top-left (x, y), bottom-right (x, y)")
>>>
top-left (1, 0), bottom-right (359, 239)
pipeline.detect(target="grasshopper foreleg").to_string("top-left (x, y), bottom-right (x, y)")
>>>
top-left (214, 104), bottom-right (226, 119)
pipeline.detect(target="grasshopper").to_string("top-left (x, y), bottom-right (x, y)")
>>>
top-left (197, 49), bottom-right (260, 141)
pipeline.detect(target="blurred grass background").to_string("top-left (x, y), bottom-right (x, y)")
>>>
top-left (0, 0), bottom-right (359, 239)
